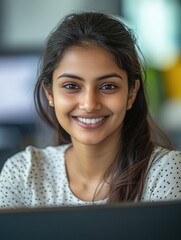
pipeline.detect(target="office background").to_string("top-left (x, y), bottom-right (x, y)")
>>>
top-left (0, 0), bottom-right (181, 169)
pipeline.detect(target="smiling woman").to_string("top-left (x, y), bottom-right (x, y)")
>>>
top-left (0, 12), bottom-right (181, 208)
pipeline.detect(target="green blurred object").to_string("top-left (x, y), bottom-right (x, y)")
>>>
top-left (145, 68), bottom-right (165, 119)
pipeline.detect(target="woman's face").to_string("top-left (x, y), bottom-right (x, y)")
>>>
top-left (45, 45), bottom-right (139, 146)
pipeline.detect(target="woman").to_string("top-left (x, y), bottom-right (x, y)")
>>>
top-left (0, 12), bottom-right (181, 208)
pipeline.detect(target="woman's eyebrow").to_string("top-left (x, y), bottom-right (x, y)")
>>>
top-left (57, 73), bottom-right (83, 80)
top-left (97, 73), bottom-right (123, 81)
top-left (57, 73), bottom-right (123, 81)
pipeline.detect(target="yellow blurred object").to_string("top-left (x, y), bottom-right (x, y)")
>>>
top-left (163, 56), bottom-right (181, 99)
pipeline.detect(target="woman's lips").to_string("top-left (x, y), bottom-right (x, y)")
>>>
top-left (72, 116), bottom-right (109, 129)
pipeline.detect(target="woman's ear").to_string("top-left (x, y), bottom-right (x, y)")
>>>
top-left (127, 80), bottom-right (140, 110)
top-left (43, 84), bottom-right (54, 107)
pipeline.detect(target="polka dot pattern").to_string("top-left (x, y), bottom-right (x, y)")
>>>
top-left (0, 144), bottom-right (181, 208)
top-left (142, 147), bottom-right (181, 201)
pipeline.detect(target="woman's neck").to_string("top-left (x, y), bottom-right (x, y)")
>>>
top-left (66, 139), bottom-right (119, 181)
top-left (65, 140), bottom-right (119, 202)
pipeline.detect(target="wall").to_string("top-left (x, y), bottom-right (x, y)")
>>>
top-left (0, 0), bottom-right (120, 50)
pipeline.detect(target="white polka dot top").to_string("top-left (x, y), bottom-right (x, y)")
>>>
top-left (0, 144), bottom-right (181, 208)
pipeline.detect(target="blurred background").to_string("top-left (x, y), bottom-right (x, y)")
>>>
top-left (0, 0), bottom-right (181, 169)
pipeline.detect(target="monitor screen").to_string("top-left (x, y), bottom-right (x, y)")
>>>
top-left (0, 53), bottom-right (40, 124)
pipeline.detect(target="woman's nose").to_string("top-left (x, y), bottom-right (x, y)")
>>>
top-left (79, 89), bottom-right (101, 112)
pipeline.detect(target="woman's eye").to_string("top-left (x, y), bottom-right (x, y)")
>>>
top-left (62, 83), bottom-right (79, 90)
top-left (100, 84), bottom-right (117, 91)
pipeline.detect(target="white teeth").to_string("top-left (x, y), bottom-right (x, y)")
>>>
top-left (77, 117), bottom-right (104, 124)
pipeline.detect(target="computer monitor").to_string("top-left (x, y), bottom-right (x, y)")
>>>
top-left (0, 52), bottom-right (40, 124)
top-left (0, 201), bottom-right (180, 240)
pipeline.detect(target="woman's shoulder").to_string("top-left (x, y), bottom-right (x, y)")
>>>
top-left (149, 146), bottom-right (181, 175)
top-left (0, 144), bottom-right (71, 208)
top-left (1, 144), bottom-right (71, 172)
top-left (142, 147), bottom-right (181, 201)
top-left (150, 146), bottom-right (181, 167)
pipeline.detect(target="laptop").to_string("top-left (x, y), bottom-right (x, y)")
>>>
top-left (0, 200), bottom-right (180, 240)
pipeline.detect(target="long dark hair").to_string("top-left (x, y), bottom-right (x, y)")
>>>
top-left (34, 12), bottom-right (172, 202)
